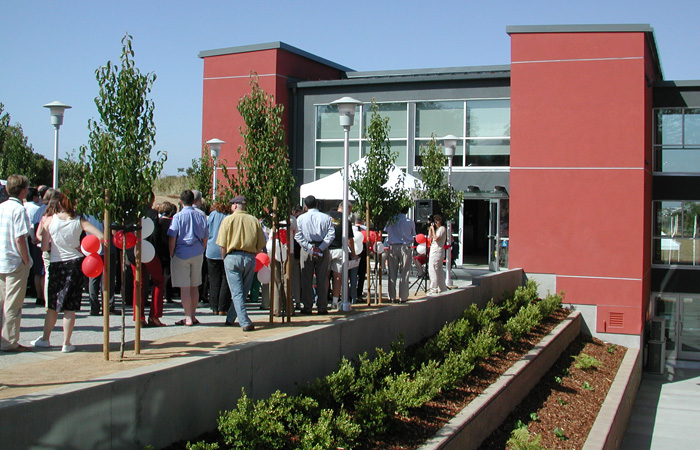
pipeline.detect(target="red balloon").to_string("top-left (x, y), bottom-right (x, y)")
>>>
top-left (81, 235), bottom-right (101, 254)
top-left (255, 252), bottom-right (270, 270)
top-left (255, 257), bottom-right (263, 272)
top-left (82, 254), bottom-right (104, 278)
top-left (278, 229), bottom-right (288, 246)
top-left (415, 234), bottom-right (427, 244)
top-left (361, 230), bottom-right (368, 243)
top-left (369, 231), bottom-right (378, 245)
top-left (113, 231), bottom-right (137, 249)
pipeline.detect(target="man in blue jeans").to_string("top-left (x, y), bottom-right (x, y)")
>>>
top-left (216, 196), bottom-right (266, 331)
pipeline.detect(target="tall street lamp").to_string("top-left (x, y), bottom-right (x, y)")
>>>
top-left (206, 138), bottom-right (225, 200)
top-left (442, 135), bottom-right (457, 287)
top-left (331, 96), bottom-right (362, 312)
top-left (44, 101), bottom-right (71, 189)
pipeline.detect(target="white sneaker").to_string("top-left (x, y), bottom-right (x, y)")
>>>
top-left (31, 337), bottom-right (50, 348)
top-left (331, 301), bottom-right (339, 310)
top-left (61, 344), bottom-right (76, 353)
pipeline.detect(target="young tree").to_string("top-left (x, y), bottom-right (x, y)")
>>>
top-left (416, 135), bottom-right (462, 220)
top-left (349, 100), bottom-right (411, 304)
top-left (230, 74), bottom-right (295, 225)
top-left (186, 151), bottom-right (214, 200)
top-left (62, 33), bottom-right (166, 359)
top-left (66, 33), bottom-right (166, 226)
top-left (349, 100), bottom-right (411, 230)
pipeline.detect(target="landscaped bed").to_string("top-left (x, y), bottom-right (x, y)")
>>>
top-left (166, 282), bottom-right (625, 450)
top-left (478, 335), bottom-right (626, 450)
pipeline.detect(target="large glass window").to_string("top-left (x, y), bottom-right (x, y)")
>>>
top-left (654, 108), bottom-right (700, 173)
top-left (415, 99), bottom-right (510, 167)
top-left (653, 200), bottom-right (700, 265)
top-left (314, 98), bottom-right (511, 181)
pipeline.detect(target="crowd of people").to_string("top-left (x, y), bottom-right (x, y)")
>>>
top-left (0, 178), bottom-right (452, 353)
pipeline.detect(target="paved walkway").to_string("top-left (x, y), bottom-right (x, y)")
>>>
top-left (621, 364), bottom-right (700, 450)
top-left (0, 266), bottom-right (486, 399)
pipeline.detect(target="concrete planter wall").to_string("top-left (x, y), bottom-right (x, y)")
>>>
top-left (0, 269), bottom-right (524, 450)
top-left (419, 311), bottom-right (583, 450)
top-left (582, 348), bottom-right (641, 450)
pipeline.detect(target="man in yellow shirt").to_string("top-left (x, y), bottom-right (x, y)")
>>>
top-left (216, 196), bottom-right (266, 331)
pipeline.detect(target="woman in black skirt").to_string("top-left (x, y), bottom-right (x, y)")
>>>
top-left (31, 192), bottom-right (103, 353)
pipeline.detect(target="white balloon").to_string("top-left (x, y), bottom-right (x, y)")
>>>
top-left (257, 265), bottom-right (271, 284)
top-left (141, 240), bottom-right (156, 263)
top-left (417, 243), bottom-right (427, 255)
top-left (266, 239), bottom-right (287, 262)
top-left (353, 237), bottom-right (363, 255)
top-left (81, 242), bottom-right (103, 257)
top-left (374, 242), bottom-right (385, 254)
top-left (141, 217), bottom-right (155, 239)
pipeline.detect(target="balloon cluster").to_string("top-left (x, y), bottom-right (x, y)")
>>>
top-left (81, 235), bottom-right (104, 278)
top-left (255, 252), bottom-right (271, 284)
top-left (112, 218), bottom-right (157, 263)
top-left (415, 234), bottom-right (428, 255)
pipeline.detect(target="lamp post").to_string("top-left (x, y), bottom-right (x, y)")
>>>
top-left (43, 101), bottom-right (71, 189)
top-left (442, 135), bottom-right (457, 287)
top-left (331, 96), bottom-right (362, 312)
top-left (206, 138), bottom-right (225, 200)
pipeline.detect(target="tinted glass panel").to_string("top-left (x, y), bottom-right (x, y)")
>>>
top-left (655, 148), bottom-right (700, 172)
top-left (653, 238), bottom-right (700, 265)
top-left (414, 139), bottom-right (464, 167)
top-left (468, 100), bottom-right (510, 137)
top-left (657, 109), bottom-right (683, 146)
top-left (315, 168), bottom-right (337, 180)
top-left (317, 105), bottom-right (343, 140)
top-left (416, 101), bottom-right (463, 138)
top-left (685, 109), bottom-right (700, 145)
top-left (683, 202), bottom-right (700, 237)
top-left (654, 201), bottom-right (682, 237)
top-left (466, 139), bottom-right (510, 166)
top-left (316, 141), bottom-right (360, 166)
top-left (363, 103), bottom-right (407, 139)
top-left (361, 140), bottom-right (407, 167)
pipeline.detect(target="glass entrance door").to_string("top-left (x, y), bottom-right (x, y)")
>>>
top-left (653, 293), bottom-right (700, 361)
top-left (679, 295), bottom-right (700, 360)
top-left (488, 199), bottom-right (509, 271)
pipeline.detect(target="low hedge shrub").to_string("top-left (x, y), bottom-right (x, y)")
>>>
top-left (190, 282), bottom-right (564, 450)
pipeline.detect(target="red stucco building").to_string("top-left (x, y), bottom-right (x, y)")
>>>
top-left (200, 25), bottom-right (700, 363)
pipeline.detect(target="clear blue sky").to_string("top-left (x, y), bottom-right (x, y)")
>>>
top-left (2, 0), bottom-right (699, 176)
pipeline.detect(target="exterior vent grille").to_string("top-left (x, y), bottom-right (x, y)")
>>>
top-left (650, 317), bottom-right (666, 341)
top-left (609, 312), bottom-right (624, 328)
top-left (647, 340), bottom-right (666, 374)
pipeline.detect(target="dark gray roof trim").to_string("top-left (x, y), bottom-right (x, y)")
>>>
top-left (293, 65), bottom-right (511, 89)
top-left (198, 41), bottom-right (354, 73)
top-left (506, 23), bottom-right (663, 80)
top-left (654, 80), bottom-right (700, 88)
top-left (346, 64), bottom-right (510, 79)
top-left (506, 24), bottom-right (653, 34)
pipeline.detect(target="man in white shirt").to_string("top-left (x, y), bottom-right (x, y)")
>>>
top-left (0, 175), bottom-right (32, 352)
top-left (294, 195), bottom-right (334, 314)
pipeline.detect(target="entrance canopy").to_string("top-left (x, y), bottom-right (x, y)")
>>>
top-left (299, 157), bottom-right (423, 201)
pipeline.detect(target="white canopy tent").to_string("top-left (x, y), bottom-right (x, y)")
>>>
top-left (299, 157), bottom-right (423, 201)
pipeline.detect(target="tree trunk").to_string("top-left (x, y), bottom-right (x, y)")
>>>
top-left (102, 191), bottom-right (111, 361)
top-left (269, 197), bottom-right (277, 324)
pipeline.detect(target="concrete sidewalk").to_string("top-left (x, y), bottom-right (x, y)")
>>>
top-left (621, 364), bottom-right (700, 450)
top-left (0, 266), bottom-right (486, 396)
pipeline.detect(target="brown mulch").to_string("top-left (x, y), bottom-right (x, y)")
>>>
top-left (479, 335), bottom-right (626, 450)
